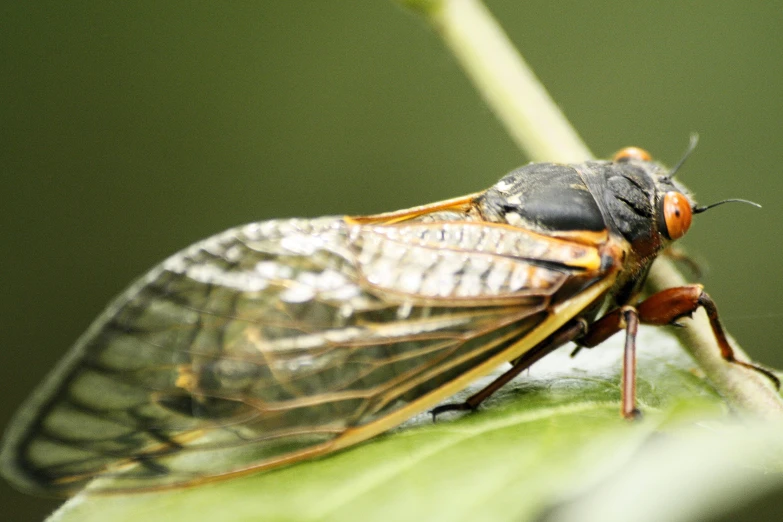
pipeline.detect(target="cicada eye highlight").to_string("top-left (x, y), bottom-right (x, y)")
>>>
top-left (613, 147), bottom-right (652, 163)
top-left (662, 191), bottom-right (693, 240)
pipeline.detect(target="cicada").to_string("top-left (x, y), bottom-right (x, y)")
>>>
top-left (1, 140), bottom-right (776, 496)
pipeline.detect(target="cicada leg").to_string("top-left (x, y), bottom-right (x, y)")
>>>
top-left (434, 284), bottom-right (780, 421)
top-left (578, 284), bottom-right (781, 418)
top-left (576, 306), bottom-right (642, 419)
top-left (430, 318), bottom-right (589, 419)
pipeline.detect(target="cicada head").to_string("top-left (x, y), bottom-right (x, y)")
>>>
top-left (611, 137), bottom-right (759, 251)
top-left (610, 145), bottom-right (696, 250)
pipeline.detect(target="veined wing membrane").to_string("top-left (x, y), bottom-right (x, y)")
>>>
top-left (1, 216), bottom-right (605, 495)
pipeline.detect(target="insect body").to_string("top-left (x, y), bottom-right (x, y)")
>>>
top-left (1, 143), bottom-right (775, 496)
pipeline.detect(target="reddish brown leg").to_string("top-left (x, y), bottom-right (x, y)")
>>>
top-left (621, 308), bottom-right (641, 419)
top-left (635, 286), bottom-right (778, 386)
top-left (576, 284), bottom-right (780, 417)
top-left (430, 318), bottom-right (589, 419)
top-left (433, 284), bottom-right (777, 422)
top-left (573, 305), bottom-right (642, 418)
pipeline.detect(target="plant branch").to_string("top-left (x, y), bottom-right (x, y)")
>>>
top-left (397, 0), bottom-right (783, 417)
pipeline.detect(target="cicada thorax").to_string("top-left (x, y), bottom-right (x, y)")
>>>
top-left (475, 151), bottom-right (694, 310)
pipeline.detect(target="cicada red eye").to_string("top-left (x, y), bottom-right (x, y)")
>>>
top-left (662, 191), bottom-right (692, 239)
top-left (613, 147), bottom-right (652, 163)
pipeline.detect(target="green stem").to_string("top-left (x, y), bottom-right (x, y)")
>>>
top-left (404, 0), bottom-right (591, 163)
top-left (398, 0), bottom-right (783, 418)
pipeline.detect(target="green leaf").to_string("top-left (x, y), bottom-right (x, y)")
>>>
top-left (49, 328), bottom-right (783, 522)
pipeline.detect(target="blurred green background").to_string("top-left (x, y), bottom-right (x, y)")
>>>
top-left (2, 2), bottom-right (783, 520)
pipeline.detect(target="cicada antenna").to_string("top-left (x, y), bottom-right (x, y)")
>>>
top-left (693, 198), bottom-right (761, 214)
top-left (661, 133), bottom-right (700, 181)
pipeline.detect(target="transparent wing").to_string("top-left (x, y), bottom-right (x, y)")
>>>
top-left (0, 215), bottom-right (605, 495)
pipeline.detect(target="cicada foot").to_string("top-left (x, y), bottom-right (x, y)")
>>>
top-left (429, 402), bottom-right (477, 422)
